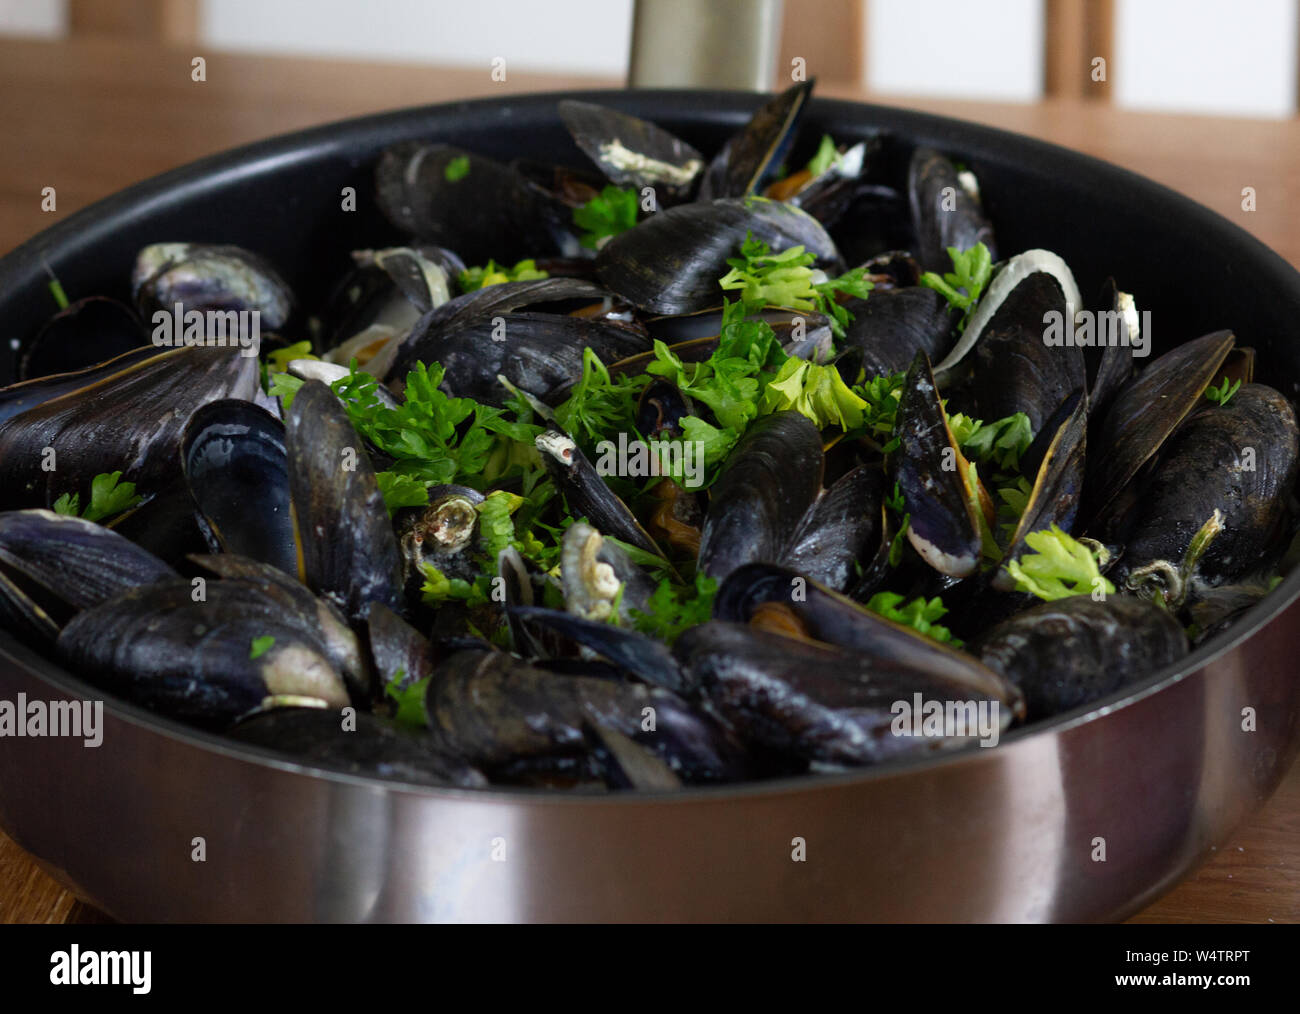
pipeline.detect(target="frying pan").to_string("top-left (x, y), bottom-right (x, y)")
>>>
top-left (0, 91), bottom-right (1296, 922)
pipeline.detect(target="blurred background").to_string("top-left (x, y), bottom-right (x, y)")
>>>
top-left (1, 0), bottom-right (1297, 116)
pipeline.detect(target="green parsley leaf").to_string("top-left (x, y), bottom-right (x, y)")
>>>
top-left (444, 155), bottom-right (471, 182)
top-left (760, 357), bottom-right (868, 431)
top-left (384, 671), bottom-right (431, 727)
top-left (553, 346), bottom-right (649, 451)
top-left (804, 134), bottom-right (840, 178)
top-left (249, 635), bottom-right (276, 659)
top-left (952, 411), bottom-right (1034, 472)
top-left (628, 573), bottom-right (718, 644)
top-left (376, 472), bottom-right (430, 515)
top-left (573, 185), bottom-right (640, 249)
top-left (458, 259), bottom-right (548, 293)
top-left (54, 471), bottom-right (144, 523)
top-left (268, 370), bottom-right (305, 409)
top-left (919, 242), bottom-right (993, 332)
top-left (1004, 524), bottom-right (1116, 602)
top-left (265, 340), bottom-right (316, 375)
top-left (865, 591), bottom-right (961, 646)
top-left (1205, 376), bottom-right (1242, 405)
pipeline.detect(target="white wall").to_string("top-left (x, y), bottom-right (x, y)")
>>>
top-left (201, 0), bottom-right (633, 75)
top-left (1114, 0), bottom-right (1297, 118)
top-left (0, 0), bottom-right (64, 36)
top-left (866, 0), bottom-right (1045, 102)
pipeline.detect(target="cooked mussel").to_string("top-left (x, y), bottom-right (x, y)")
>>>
top-left (559, 99), bottom-right (705, 202)
top-left (698, 80), bottom-right (813, 200)
top-left (677, 619), bottom-right (1017, 767)
top-left (595, 197), bottom-right (839, 315)
top-left (0, 345), bottom-right (259, 511)
top-left (132, 242), bottom-right (293, 330)
top-left (182, 399), bottom-right (296, 574)
top-left (893, 351), bottom-right (992, 578)
top-left (57, 579), bottom-right (351, 726)
top-left (977, 594), bottom-right (1188, 721)
top-left (423, 647), bottom-right (752, 785)
top-left (228, 707), bottom-right (487, 788)
top-left (285, 379), bottom-right (403, 622)
top-left (1110, 383), bottom-right (1299, 604)
top-left (375, 143), bottom-right (577, 263)
top-left (697, 411), bottom-right (824, 581)
top-left (907, 147), bottom-right (997, 274)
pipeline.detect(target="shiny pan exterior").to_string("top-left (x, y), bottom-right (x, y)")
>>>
top-left (0, 92), bottom-right (1296, 922)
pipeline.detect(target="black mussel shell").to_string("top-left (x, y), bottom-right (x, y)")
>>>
top-left (375, 143), bottom-right (577, 264)
top-left (840, 286), bottom-right (956, 379)
top-left (907, 147), bottom-right (997, 274)
top-left (595, 197), bottom-right (839, 316)
top-left (132, 242), bottom-right (293, 330)
top-left (285, 380), bottom-right (403, 623)
top-left (559, 100), bottom-right (705, 202)
top-left (182, 399), bottom-right (296, 575)
top-left (228, 707), bottom-right (487, 788)
top-left (978, 595), bottom-right (1188, 721)
top-left (698, 80), bottom-right (814, 201)
top-left (20, 297), bottom-right (148, 381)
top-left (697, 411), bottom-right (824, 581)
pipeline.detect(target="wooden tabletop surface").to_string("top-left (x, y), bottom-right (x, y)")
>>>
top-left (0, 36), bottom-right (1297, 924)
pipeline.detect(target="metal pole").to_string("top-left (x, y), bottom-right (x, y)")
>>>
top-left (628, 0), bottom-right (784, 90)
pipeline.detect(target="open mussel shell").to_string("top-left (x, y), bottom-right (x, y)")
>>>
top-left (595, 197), bottom-right (840, 316)
top-left (977, 595), bottom-right (1188, 722)
top-left (192, 554), bottom-right (369, 697)
top-left (558, 99), bottom-right (705, 201)
top-left (228, 707), bottom-right (487, 788)
top-left (394, 485), bottom-right (484, 600)
top-left (0, 345), bottom-right (259, 511)
top-left (698, 411), bottom-right (824, 581)
top-left (425, 312), bottom-right (650, 406)
top-left (840, 285), bottom-right (956, 379)
top-left (676, 619), bottom-right (1017, 767)
top-left (0, 346), bottom-right (163, 427)
top-left (423, 647), bottom-right (753, 786)
top-left (20, 297), bottom-right (148, 381)
top-left (58, 580), bottom-right (350, 728)
top-left (783, 462), bottom-right (886, 594)
top-left (132, 242), bottom-right (293, 330)
top-left (375, 142), bottom-right (577, 263)
top-left (558, 521), bottom-right (657, 620)
top-left (537, 435), bottom-right (664, 559)
top-left (285, 380), bottom-right (403, 623)
top-left (1086, 279), bottom-right (1140, 420)
top-left (182, 399), bottom-right (296, 575)
top-left (320, 245), bottom-right (454, 358)
top-left (0, 509), bottom-right (177, 641)
top-left (893, 351), bottom-right (988, 578)
top-left (698, 80), bottom-right (813, 201)
top-left (993, 391), bottom-right (1088, 590)
top-left (907, 147), bottom-right (997, 274)
top-left (509, 605), bottom-right (686, 693)
top-left (1085, 330), bottom-right (1235, 527)
top-left (715, 562), bottom-right (1021, 705)
top-left (935, 249), bottom-right (1083, 376)
top-left (967, 270), bottom-right (1086, 433)
top-left (1110, 383), bottom-right (1300, 598)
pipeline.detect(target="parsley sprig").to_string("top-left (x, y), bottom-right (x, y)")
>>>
top-left (919, 243), bottom-right (993, 332)
top-left (1205, 376), bottom-right (1242, 405)
top-left (866, 591), bottom-right (962, 646)
top-left (52, 471), bottom-right (145, 523)
top-left (718, 233), bottom-right (873, 338)
top-left (573, 185), bottom-right (640, 249)
top-left (1004, 524), bottom-right (1115, 602)
top-left (458, 259), bottom-right (548, 293)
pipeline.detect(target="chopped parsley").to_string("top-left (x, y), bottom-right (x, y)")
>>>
top-left (52, 470), bottom-right (145, 523)
top-left (573, 185), bottom-right (640, 249)
top-left (458, 258), bottom-right (548, 293)
top-left (919, 242), bottom-right (993, 332)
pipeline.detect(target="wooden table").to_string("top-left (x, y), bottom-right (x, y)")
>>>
top-left (1, 36), bottom-right (1297, 923)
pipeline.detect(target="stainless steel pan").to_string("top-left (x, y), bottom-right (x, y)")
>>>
top-left (0, 92), bottom-right (1297, 922)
